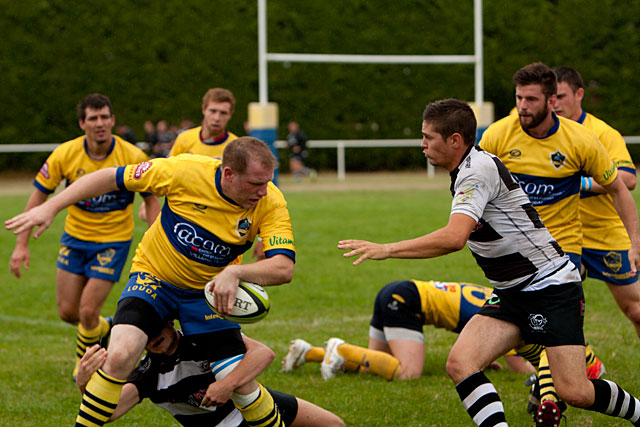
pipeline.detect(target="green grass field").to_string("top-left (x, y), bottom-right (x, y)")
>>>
top-left (1, 171), bottom-right (639, 426)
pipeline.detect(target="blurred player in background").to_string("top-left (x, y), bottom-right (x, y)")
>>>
top-left (553, 66), bottom-right (640, 337)
top-left (76, 321), bottom-right (344, 426)
top-left (8, 93), bottom-right (160, 382)
top-left (169, 87), bottom-right (238, 158)
top-left (287, 121), bottom-right (316, 182)
top-left (283, 279), bottom-right (535, 380)
top-left (6, 137), bottom-right (295, 427)
top-left (339, 98), bottom-right (640, 427)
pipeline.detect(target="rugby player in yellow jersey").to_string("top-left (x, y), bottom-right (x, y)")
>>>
top-left (553, 66), bottom-right (640, 338)
top-left (8, 93), bottom-right (160, 381)
top-left (6, 137), bottom-right (295, 427)
top-left (282, 280), bottom-right (534, 380)
top-left (168, 88), bottom-right (238, 159)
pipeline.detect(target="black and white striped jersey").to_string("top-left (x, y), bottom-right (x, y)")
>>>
top-left (449, 146), bottom-right (581, 291)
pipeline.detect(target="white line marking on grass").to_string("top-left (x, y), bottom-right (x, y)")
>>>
top-left (0, 314), bottom-right (73, 330)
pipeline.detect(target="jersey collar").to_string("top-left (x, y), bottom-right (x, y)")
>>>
top-left (577, 110), bottom-right (586, 124)
top-left (84, 136), bottom-right (115, 160)
top-left (200, 130), bottom-right (230, 146)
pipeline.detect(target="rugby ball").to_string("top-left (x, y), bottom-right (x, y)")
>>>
top-left (204, 281), bottom-right (270, 324)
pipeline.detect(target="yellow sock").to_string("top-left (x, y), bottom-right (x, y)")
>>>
top-left (515, 343), bottom-right (543, 368)
top-left (538, 349), bottom-right (559, 403)
top-left (75, 369), bottom-right (125, 426)
top-left (305, 346), bottom-right (325, 363)
top-left (337, 343), bottom-right (400, 380)
top-left (235, 383), bottom-right (283, 427)
top-left (74, 317), bottom-right (110, 377)
top-left (585, 341), bottom-right (596, 367)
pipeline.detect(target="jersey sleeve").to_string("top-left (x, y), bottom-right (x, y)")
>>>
top-left (116, 156), bottom-right (177, 197)
top-left (33, 148), bottom-right (65, 194)
top-left (582, 132), bottom-right (618, 186)
top-left (600, 127), bottom-right (636, 174)
top-left (258, 187), bottom-right (295, 261)
top-left (450, 163), bottom-right (498, 223)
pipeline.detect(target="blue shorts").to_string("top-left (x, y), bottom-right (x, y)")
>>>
top-left (119, 272), bottom-right (240, 336)
top-left (57, 232), bottom-right (131, 282)
top-left (582, 248), bottom-right (638, 285)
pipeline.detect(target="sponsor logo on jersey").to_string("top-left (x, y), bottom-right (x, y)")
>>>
top-left (192, 203), bottom-right (208, 213)
top-left (235, 217), bottom-right (251, 237)
top-left (604, 251), bottom-right (623, 273)
top-left (486, 294), bottom-right (500, 306)
top-left (549, 150), bottom-right (567, 170)
top-left (602, 163), bottom-right (617, 181)
top-left (97, 248), bottom-right (115, 266)
top-left (134, 161), bottom-right (152, 179)
top-left (269, 235), bottom-right (294, 246)
top-left (508, 149), bottom-right (522, 159)
top-left (174, 222), bottom-right (231, 257)
top-left (455, 185), bottom-right (477, 204)
top-left (39, 162), bottom-right (50, 179)
top-left (528, 314), bottom-right (547, 331)
top-left (76, 168), bottom-right (87, 178)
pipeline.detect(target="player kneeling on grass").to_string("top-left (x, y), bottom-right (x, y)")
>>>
top-left (283, 279), bottom-right (605, 385)
top-left (77, 320), bottom-right (344, 427)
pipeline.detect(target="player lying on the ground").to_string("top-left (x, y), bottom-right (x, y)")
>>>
top-left (282, 279), bottom-right (605, 382)
top-left (77, 321), bottom-right (344, 427)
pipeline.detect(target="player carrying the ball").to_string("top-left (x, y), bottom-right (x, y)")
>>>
top-left (6, 137), bottom-right (296, 427)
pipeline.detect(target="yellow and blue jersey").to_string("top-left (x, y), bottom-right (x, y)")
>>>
top-left (116, 154), bottom-right (295, 290)
top-left (34, 135), bottom-right (149, 242)
top-left (169, 126), bottom-right (238, 159)
top-left (579, 111), bottom-right (636, 250)
top-left (414, 280), bottom-right (492, 333)
top-left (479, 113), bottom-right (617, 255)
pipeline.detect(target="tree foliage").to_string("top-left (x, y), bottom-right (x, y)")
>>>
top-left (2, 0), bottom-right (639, 170)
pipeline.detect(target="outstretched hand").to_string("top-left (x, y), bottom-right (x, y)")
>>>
top-left (5, 204), bottom-right (57, 238)
top-left (338, 239), bottom-right (390, 266)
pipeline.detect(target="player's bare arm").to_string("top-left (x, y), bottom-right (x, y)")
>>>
top-left (5, 168), bottom-right (119, 238)
top-left (9, 189), bottom-right (49, 278)
top-left (339, 213), bottom-right (476, 266)
top-left (207, 254), bottom-right (294, 314)
top-left (201, 335), bottom-right (275, 407)
top-left (585, 169), bottom-right (636, 193)
top-left (141, 194), bottom-right (161, 226)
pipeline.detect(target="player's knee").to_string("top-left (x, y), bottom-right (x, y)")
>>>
top-left (78, 304), bottom-right (101, 325)
top-left (555, 380), bottom-right (593, 408)
top-left (396, 364), bottom-right (422, 380)
top-left (446, 353), bottom-right (470, 383)
top-left (57, 306), bottom-right (78, 324)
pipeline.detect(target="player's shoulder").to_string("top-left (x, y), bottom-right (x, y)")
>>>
top-left (180, 126), bottom-right (202, 139)
top-left (583, 112), bottom-right (624, 139)
top-left (114, 136), bottom-right (148, 158)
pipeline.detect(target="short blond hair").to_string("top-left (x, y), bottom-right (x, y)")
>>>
top-left (222, 137), bottom-right (276, 174)
top-left (202, 88), bottom-right (235, 113)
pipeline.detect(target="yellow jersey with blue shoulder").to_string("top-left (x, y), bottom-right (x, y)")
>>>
top-left (34, 135), bottom-right (149, 243)
top-left (169, 126), bottom-right (238, 159)
top-left (479, 113), bottom-right (617, 255)
top-left (116, 154), bottom-right (295, 290)
top-left (579, 111), bottom-right (636, 250)
top-left (414, 280), bottom-right (492, 332)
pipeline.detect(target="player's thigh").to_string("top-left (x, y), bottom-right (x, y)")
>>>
top-left (368, 335), bottom-right (391, 353)
top-left (607, 281), bottom-right (640, 312)
top-left (103, 324), bottom-right (148, 379)
top-left (447, 314), bottom-right (521, 381)
top-left (291, 397), bottom-right (344, 427)
top-left (56, 268), bottom-right (88, 318)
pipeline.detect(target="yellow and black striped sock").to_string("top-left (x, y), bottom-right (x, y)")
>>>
top-left (515, 343), bottom-right (544, 368)
top-left (305, 346), bottom-right (325, 363)
top-left (235, 383), bottom-right (283, 427)
top-left (337, 343), bottom-right (400, 380)
top-left (75, 369), bottom-right (125, 426)
top-left (585, 341), bottom-right (597, 366)
top-left (538, 349), bottom-right (559, 403)
top-left (74, 317), bottom-right (110, 377)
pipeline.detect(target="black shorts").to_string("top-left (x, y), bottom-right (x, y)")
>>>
top-left (476, 282), bottom-right (585, 347)
top-left (370, 280), bottom-right (423, 333)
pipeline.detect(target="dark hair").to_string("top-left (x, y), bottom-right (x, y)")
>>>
top-left (422, 99), bottom-right (477, 146)
top-left (202, 88), bottom-right (236, 113)
top-left (553, 66), bottom-right (584, 92)
top-left (221, 137), bottom-right (277, 174)
top-left (77, 93), bottom-right (113, 121)
top-left (512, 62), bottom-right (557, 99)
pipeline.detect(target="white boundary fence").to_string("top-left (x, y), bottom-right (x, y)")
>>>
top-left (2, 137), bottom-right (639, 181)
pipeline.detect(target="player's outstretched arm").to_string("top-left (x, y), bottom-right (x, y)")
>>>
top-left (201, 335), bottom-right (275, 407)
top-left (5, 168), bottom-right (118, 238)
top-left (141, 194), bottom-right (161, 226)
top-left (339, 213), bottom-right (476, 266)
top-left (9, 189), bottom-right (49, 278)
